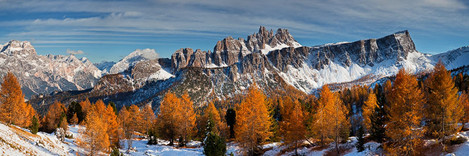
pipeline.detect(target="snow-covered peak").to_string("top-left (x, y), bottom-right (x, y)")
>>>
top-left (0, 40), bottom-right (36, 56)
top-left (431, 45), bottom-right (469, 70)
top-left (109, 48), bottom-right (159, 74)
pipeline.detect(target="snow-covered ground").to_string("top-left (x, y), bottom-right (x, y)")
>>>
top-left (4, 122), bottom-right (469, 156)
top-left (0, 123), bottom-right (71, 155)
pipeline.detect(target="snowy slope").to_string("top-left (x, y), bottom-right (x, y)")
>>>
top-left (279, 51), bottom-right (435, 93)
top-left (0, 123), bottom-right (71, 155)
top-left (432, 46), bottom-right (469, 70)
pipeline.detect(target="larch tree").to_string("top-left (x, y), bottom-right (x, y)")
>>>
top-left (424, 61), bottom-right (462, 145)
top-left (118, 106), bottom-right (133, 150)
top-left (177, 92), bottom-right (197, 147)
top-left (141, 104), bottom-right (156, 135)
top-left (79, 98), bottom-right (92, 121)
top-left (310, 84), bottom-right (349, 154)
top-left (385, 68), bottom-right (424, 155)
top-left (235, 84), bottom-right (272, 155)
top-left (157, 92), bottom-right (180, 146)
top-left (310, 86), bottom-right (331, 146)
top-left (329, 85), bottom-right (349, 155)
top-left (362, 91), bottom-right (378, 132)
top-left (42, 101), bottom-right (67, 133)
top-left (78, 105), bottom-right (110, 155)
top-left (15, 102), bottom-right (37, 128)
top-left (0, 72), bottom-right (29, 126)
top-left (126, 105), bottom-right (142, 148)
top-left (105, 104), bottom-right (120, 148)
top-left (460, 91), bottom-right (469, 124)
top-left (280, 100), bottom-right (306, 156)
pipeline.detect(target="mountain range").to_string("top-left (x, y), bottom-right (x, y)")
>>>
top-left (1, 26), bottom-right (468, 112)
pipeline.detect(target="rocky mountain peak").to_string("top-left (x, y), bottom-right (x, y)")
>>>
top-left (171, 48), bottom-right (195, 70)
top-left (0, 40), bottom-right (36, 56)
top-left (170, 26), bottom-right (301, 73)
top-left (0, 40), bottom-right (102, 98)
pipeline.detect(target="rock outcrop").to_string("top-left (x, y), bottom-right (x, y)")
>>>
top-left (171, 26), bottom-right (302, 72)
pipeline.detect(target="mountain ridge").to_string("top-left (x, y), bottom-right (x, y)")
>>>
top-left (1, 27), bottom-right (467, 112)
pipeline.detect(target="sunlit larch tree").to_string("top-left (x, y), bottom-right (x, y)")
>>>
top-left (235, 84), bottom-right (272, 155)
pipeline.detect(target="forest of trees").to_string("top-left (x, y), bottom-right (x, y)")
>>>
top-left (0, 61), bottom-right (469, 155)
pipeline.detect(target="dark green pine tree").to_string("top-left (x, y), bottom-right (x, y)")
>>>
top-left (269, 99), bottom-right (282, 142)
top-left (30, 116), bottom-right (39, 134)
top-left (203, 131), bottom-right (226, 156)
top-left (356, 125), bottom-right (365, 152)
top-left (66, 101), bottom-right (85, 124)
top-left (110, 147), bottom-right (122, 156)
top-left (370, 84), bottom-right (387, 143)
top-left (109, 101), bottom-right (118, 115)
top-left (225, 108), bottom-right (236, 139)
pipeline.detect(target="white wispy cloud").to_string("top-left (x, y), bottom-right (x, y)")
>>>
top-left (66, 49), bottom-right (84, 55)
top-left (0, 0), bottom-right (467, 57)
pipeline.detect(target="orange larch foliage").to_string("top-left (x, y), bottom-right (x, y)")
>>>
top-left (141, 104), bottom-right (156, 135)
top-left (200, 101), bottom-right (222, 135)
top-left (385, 68), bottom-right (424, 155)
top-left (128, 105), bottom-right (142, 134)
top-left (235, 84), bottom-right (272, 155)
top-left (460, 91), bottom-right (469, 124)
top-left (70, 113), bottom-right (79, 125)
top-left (43, 101), bottom-right (66, 132)
top-left (311, 85), bottom-right (348, 150)
top-left (177, 92), bottom-right (197, 146)
top-left (156, 92), bottom-right (181, 145)
top-left (105, 104), bottom-right (119, 148)
top-left (0, 72), bottom-right (30, 126)
top-left (79, 98), bottom-right (92, 120)
top-left (280, 100), bottom-right (306, 155)
top-left (424, 61), bottom-right (462, 141)
top-left (78, 105), bottom-right (110, 155)
top-left (362, 91), bottom-right (378, 131)
top-left (118, 106), bottom-right (133, 150)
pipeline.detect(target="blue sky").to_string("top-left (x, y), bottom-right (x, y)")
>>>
top-left (0, 0), bottom-right (468, 63)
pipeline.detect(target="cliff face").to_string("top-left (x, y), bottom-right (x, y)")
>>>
top-left (309, 30), bottom-right (416, 68)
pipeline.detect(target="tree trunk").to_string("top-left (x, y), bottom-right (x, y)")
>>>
top-left (295, 141), bottom-right (298, 156)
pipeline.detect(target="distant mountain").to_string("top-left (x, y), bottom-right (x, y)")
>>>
top-left (108, 48), bottom-right (160, 74)
top-left (0, 40), bottom-right (102, 98)
top-left (94, 61), bottom-right (115, 74)
top-left (23, 27), bottom-right (469, 113)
